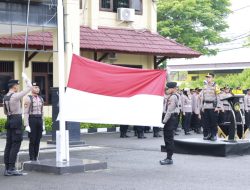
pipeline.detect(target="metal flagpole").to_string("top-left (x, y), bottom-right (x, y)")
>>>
top-left (56, 0), bottom-right (70, 162)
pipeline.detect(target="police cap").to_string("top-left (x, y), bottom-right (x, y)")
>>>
top-left (32, 82), bottom-right (39, 87)
top-left (205, 73), bottom-right (215, 78)
top-left (8, 79), bottom-right (19, 88)
top-left (166, 82), bottom-right (177, 89)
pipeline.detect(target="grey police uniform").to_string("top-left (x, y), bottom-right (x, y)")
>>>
top-left (221, 92), bottom-right (232, 123)
top-left (191, 92), bottom-right (201, 132)
top-left (181, 94), bottom-right (192, 133)
top-left (244, 94), bottom-right (250, 129)
top-left (162, 93), bottom-right (179, 160)
top-left (24, 95), bottom-right (44, 160)
top-left (200, 83), bottom-right (220, 139)
top-left (3, 82), bottom-right (32, 171)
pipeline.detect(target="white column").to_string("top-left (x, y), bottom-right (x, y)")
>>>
top-left (64, 0), bottom-right (80, 82)
top-left (148, 0), bottom-right (157, 33)
top-left (89, 0), bottom-right (99, 30)
top-left (57, 0), bottom-right (68, 162)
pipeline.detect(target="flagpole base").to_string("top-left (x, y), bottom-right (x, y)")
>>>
top-left (23, 158), bottom-right (107, 175)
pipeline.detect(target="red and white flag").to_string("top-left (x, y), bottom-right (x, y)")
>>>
top-left (62, 54), bottom-right (166, 126)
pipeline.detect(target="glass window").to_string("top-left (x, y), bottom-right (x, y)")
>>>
top-left (101, 0), bottom-right (111, 9)
top-left (113, 0), bottom-right (129, 12)
top-left (131, 0), bottom-right (142, 13)
top-left (100, 0), bottom-right (142, 15)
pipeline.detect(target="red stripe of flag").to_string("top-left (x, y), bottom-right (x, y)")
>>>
top-left (67, 54), bottom-right (166, 97)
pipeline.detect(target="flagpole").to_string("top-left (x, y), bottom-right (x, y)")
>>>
top-left (57, 0), bottom-right (69, 162)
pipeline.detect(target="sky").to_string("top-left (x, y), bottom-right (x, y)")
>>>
top-left (168, 0), bottom-right (250, 65)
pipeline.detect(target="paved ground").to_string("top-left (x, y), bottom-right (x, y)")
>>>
top-left (0, 131), bottom-right (250, 190)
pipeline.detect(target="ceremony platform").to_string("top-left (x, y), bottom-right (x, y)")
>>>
top-left (161, 138), bottom-right (250, 157)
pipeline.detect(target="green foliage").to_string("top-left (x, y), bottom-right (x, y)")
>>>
top-left (157, 0), bottom-right (231, 55)
top-left (0, 118), bottom-right (6, 132)
top-left (181, 69), bottom-right (250, 89)
top-left (0, 117), bottom-right (114, 133)
top-left (44, 117), bottom-right (53, 132)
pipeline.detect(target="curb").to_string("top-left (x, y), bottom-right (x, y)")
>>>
top-left (80, 127), bottom-right (120, 134)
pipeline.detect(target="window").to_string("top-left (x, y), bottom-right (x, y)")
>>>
top-left (32, 62), bottom-right (53, 105)
top-left (100, 0), bottom-right (143, 14)
top-left (0, 61), bottom-right (14, 105)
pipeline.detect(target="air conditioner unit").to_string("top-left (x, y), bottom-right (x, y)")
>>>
top-left (117, 8), bottom-right (135, 22)
top-left (108, 53), bottom-right (117, 60)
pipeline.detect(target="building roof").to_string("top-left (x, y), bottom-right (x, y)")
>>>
top-left (0, 26), bottom-right (201, 58)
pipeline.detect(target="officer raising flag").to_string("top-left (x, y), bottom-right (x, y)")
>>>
top-left (3, 73), bottom-right (32, 176)
top-left (24, 82), bottom-right (45, 161)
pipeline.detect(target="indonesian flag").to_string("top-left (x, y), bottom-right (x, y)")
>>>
top-left (62, 54), bottom-right (166, 126)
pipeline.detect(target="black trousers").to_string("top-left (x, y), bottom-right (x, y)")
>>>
top-left (4, 115), bottom-right (23, 170)
top-left (120, 125), bottom-right (128, 137)
top-left (245, 111), bottom-right (250, 129)
top-left (153, 127), bottom-right (160, 135)
top-left (28, 117), bottom-right (43, 160)
top-left (191, 113), bottom-right (201, 131)
top-left (163, 114), bottom-right (178, 159)
top-left (203, 109), bottom-right (218, 137)
top-left (136, 126), bottom-right (145, 138)
top-left (183, 112), bottom-right (192, 132)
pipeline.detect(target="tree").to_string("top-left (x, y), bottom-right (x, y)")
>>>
top-left (180, 69), bottom-right (250, 89)
top-left (157, 0), bottom-right (231, 55)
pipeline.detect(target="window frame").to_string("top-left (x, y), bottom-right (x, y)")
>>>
top-left (32, 61), bottom-right (53, 105)
top-left (0, 61), bottom-right (14, 106)
top-left (99, 0), bottom-right (143, 15)
top-left (100, 0), bottom-right (114, 12)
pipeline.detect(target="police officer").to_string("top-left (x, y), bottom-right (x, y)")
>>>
top-left (244, 89), bottom-right (250, 129)
top-left (3, 74), bottom-right (32, 176)
top-left (200, 73), bottom-right (221, 141)
top-left (181, 88), bottom-right (192, 135)
top-left (191, 88), bottom-right (202, 134)
top-left (160, 82), bottom-right (178, 165)
top-left (24, 82), bottom-right (45, 161)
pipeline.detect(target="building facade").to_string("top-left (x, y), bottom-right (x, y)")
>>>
top-left (0, 0), bottom-right (200, 117)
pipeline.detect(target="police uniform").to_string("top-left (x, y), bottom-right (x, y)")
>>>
top-left (191, 89), bottom-right (202, 134)
top-left (181, 89), bottom-right (192, 135)
top-left (24, 82), bottom-right (44, 161)
top-left (160, 82), bottom-right (178, 165)
top-left (200, 73), bottom-right (221, 141)
top-left (3, 79), bottom-right (32, 176)
top-left (244, 89), bottom-right (250, 129)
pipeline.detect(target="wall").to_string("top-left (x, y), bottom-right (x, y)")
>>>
top-left (81, 51), bottom-right (154, 69)
top-left (80, 0), bottom-right (157, 32)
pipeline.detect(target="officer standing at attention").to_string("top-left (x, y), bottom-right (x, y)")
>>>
top-left (200, 73), bottom-right (221, 141)
top-left (244, 89), bottom-right (250, 130)
top-left (24, 82), bottom-right (45, 161)
top-left (160, 82), bottom-right (178, 165)
top-left (3, 73), bottom-right (32, 176)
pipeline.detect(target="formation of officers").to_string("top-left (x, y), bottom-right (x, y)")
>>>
top-left (3, 74), bottom-right (45, 176)
top-left (160, 73), bottom-right (250, 165)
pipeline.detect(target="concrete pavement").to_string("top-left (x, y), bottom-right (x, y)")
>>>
top-left (0, 131), bottom-right (250, 190)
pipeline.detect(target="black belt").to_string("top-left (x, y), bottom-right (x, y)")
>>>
top-left (8, 114), bottom-right (22, 119)
top-left (204, 101), bottom-right (214, 103)
top-left (29, 114), bottom-right (42, 118)
top-left (223, 104), bottom-right (229, 106)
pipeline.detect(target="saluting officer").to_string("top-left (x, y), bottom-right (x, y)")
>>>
top-left (3, 74), bottom-right (32, 176)
top-left (200, 73), bottom-right (221, 141)
top-left (160, 82), bottom-right (178, 165)
top-left (24, 82), bottom-right (45, 161)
